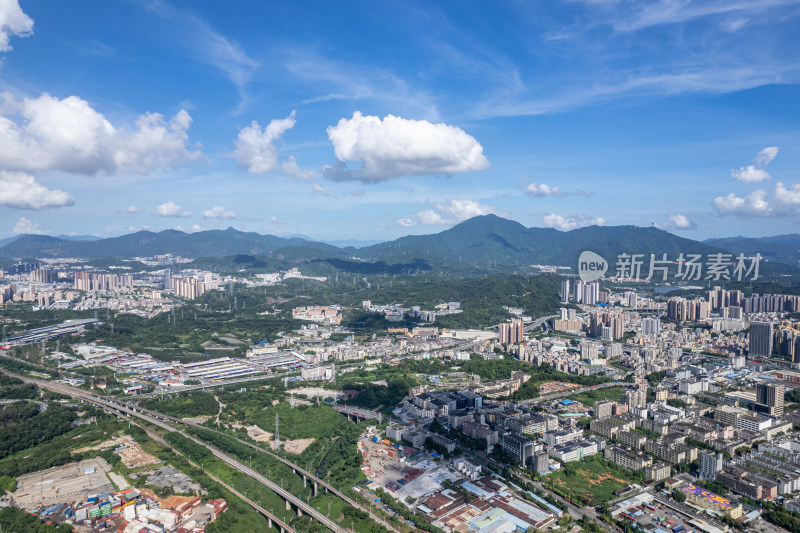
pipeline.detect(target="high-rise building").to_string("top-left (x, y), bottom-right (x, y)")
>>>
top-left (533, 451), bottom-right (550, 475)
top-left (622, 388), bottom-right (647, 410)
top-left (511, 318), bottom-right (524, 344)
top-left (594, 400), bottom-right (614, 420)
top-left (749, 322), bottom-right (774, 357)
top-left (561, 279), bottom-right (570, 303)
top-left (699, 451), bottom-right (723, 480)
top-left (574, 280), bottom-right (585, 303)
top-left (755, 383), bottom-right (784, 417)
top-left (499, 322), bottom-right (511, 344)
top-left (582, 282), bottom-right (599, 305)
top-left (30, 268), bottom-right (56, 283)
top-left (641, 317), bottom-right (660, 336)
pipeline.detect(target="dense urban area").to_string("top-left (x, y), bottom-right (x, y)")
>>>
top-left (1, 221), bottom-right (800, 533)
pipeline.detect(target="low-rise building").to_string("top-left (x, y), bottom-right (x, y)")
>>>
top-left (604, 445), bottom-right (653, 471)
top-left (644, 462), bottom-right (671, 483)
top-left (547, 440), bottom-right (599, 463)
top-left (543, 427), bottom-right (583, 446)
top-left (680, 484), bottom-right (743, 519)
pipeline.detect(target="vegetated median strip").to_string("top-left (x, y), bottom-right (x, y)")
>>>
top-left (175, 420), bottom-right (404, 533)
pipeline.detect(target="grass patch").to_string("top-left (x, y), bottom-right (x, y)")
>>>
top-left (567, 386), bottom-right (625, 406)
top-left (546, 456), bottom-right (636, 506)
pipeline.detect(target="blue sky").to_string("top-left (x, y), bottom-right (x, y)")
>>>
top-left (0, 0), bottom-right (799, 242)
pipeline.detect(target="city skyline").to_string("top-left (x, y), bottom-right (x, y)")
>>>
top-left (0, 0), bottom-right (799, 240)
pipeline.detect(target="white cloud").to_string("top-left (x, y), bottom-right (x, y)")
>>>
top-left (523, 183), bottom-right (563, 198)
top-left (415, 199), bottom-right (496, 226)
top-left (731, 146), bottom-right (780, 182)
top-left (123, 205), bottom-right (143, 214)
top-left (281, 155), bottom-right (314, 180)
top-left (520, 182), bottom-right (588, 198)
top-left (755, 146), bottom-right (779, 167)
top-left (0, 171), bottom-right (74, 209)
top-left (0, 0), bottom-right (33, 53)
top-left (311, 183), bottom-right (329, 196)
top-left (202, 205), bottom-right (236, 219)
top-left (12, 216), bottom-right (41, 234)
top-left (112, 109), bottom-right (199, 173)
top-left (540, 213), bottom-right (605, 230)
top-left (773, 182), bottom-right (800, 214)
top-left (417, 210), bottom-right (445, 225)
top-left (669, 213), bottom-right (697, 229)
top-left (731, 165), bottom-right (770, 183)
top-left (0, 93), bottom-right (199, 174)
top-left (324, 112), bottom-right (489, 182)
top-left (233, 111), bottom-right (299, 174)
top-left (156, 201), bottom-right (191, 218)
top-left (615, 0), bottom-right (798, 32)
top-left (397, 218), bottom-right (416, 227)
top-left (145, 1), bottom-right (259, 111)
top-left (712, 190), bottom-right (771, 216)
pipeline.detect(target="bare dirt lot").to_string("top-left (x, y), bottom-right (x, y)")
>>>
top-left (12, 458), bottom-right (116, 508)
top-left (119, 442), bottom-right (160, 468)
top-left (283, 438), bottom-right (315, 454)
top-left (537, 381), bottom-right (582, 394)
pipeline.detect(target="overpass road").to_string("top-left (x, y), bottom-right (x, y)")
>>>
top-left (2, 370), bottom-right (348, 533)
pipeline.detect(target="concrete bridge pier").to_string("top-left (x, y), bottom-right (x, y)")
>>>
top-left (285, 499), bottom-right (291, 511)
top-left (313, 480), bottom-right (318, 497)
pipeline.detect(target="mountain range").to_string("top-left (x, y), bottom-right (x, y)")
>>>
top-left (1, 215), bottom-right (797, 275)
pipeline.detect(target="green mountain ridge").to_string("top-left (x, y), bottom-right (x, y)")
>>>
top-left (1, 216), bottom-right (797, 279)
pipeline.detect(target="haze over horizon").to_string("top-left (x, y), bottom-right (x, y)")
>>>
top-left (0, 1), bottom-right (798, 241)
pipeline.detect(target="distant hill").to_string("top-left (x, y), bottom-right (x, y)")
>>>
top-left (704, 234), bottom-right (800, 267)
top-left (1, 216), bottom-right (797, 279)
top-left (0, 228), bottom-right (340, 260)
top-left (54, 234), bottom-right (102, 242)
top-left (356, 214), bottom-right (728, 269)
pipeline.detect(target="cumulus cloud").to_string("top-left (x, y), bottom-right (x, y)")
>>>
top-left (731, 146), bottom-right (779, 182)
top-left (540, 213), bottom-right (605, 230)
top-left (414, 199), bottom-right (496, 226)
top-left (520, 182), bottom-right (588, 199)
top-left (0, 93), bottom-right (199, 175)
top-left (773, 182), bottom-right (800, 214)
top-left (156, 201), bottom-right (191, 218)
top-left (12, 216), bottom-right (41, 234)
top-left (730, 166), bottom-right (770, 183)
top-left (323, 112), bottom-right (489, 182)
top-left (233, 111), bottom-right (301, 174)
top-left (669, 213), bottom-right (697, 229)
top-left (0, 0), bottom-right (33, 53)
top-left (0, 171), bottom-right (74, 209)
top-left (123, 205), bottom-right (143, 214)
top-left (397, 218), bottom-right (416, 227)
top-left (202, 205), bottom-right (236, 219)
top-left (712, 190), bottom-right (771, 216)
